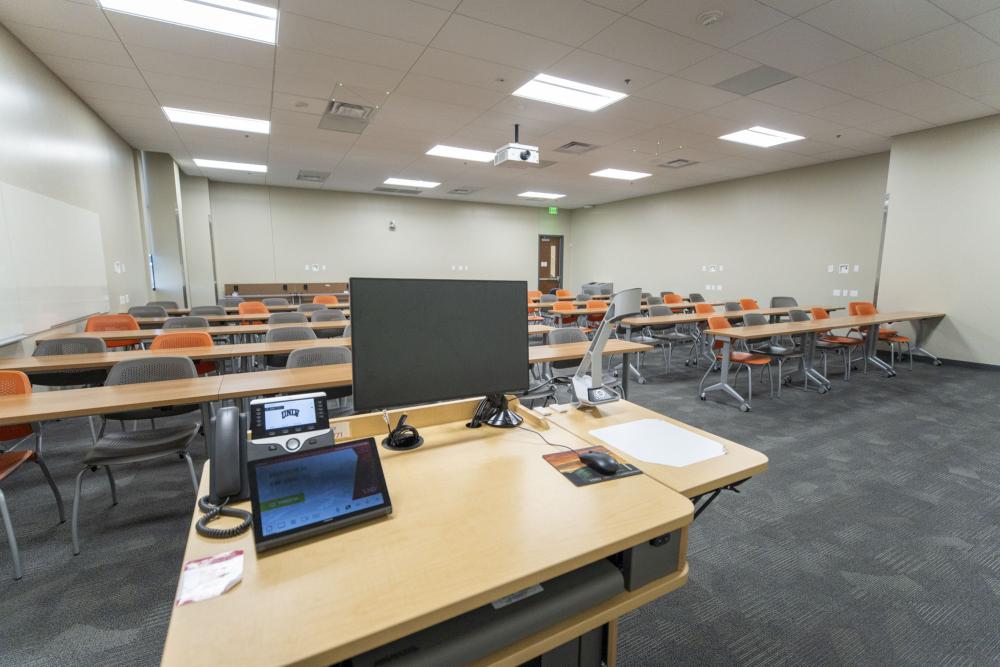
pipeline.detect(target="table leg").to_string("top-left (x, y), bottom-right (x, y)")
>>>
top-left (911, 318), bottom-right (942, 366)
top-left (865, 324), bottom-right (896, 377)
top-left (801, 332), bottom-right (832, 392)
top-left (622, 352), bottom-right (631, 399)
top-left (700, 337), bottom-right (750, 411)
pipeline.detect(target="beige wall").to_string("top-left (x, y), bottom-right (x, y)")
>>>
top-left (879, 115), bottom-right (1000, 365)
top-left (0, 24), bottom-right (146, 355)
top-left (567, 154), bottom-right (890, 307)
top-left (208, 183), bottom-right (570, 294)
top-left (178, 174), bottom-right (216, 307)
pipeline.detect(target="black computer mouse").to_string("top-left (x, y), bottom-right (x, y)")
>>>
top-left (579, 450), bottom-right (620, 476)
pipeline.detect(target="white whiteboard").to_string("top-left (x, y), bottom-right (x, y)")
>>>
top-left (0, 182), bottom-right (109, 343)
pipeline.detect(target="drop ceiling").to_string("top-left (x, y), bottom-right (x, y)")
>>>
top-left (3, 0), bottom-right (1000, 208)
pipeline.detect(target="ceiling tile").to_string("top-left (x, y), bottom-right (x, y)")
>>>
top-left (581, 17), bottom-right (718, 74)
top-left (469, 111), bottom-right (560, 140)
top-left (0, 0), bottom-right (117, 40)
top-left (278, 11), bottom-right (424, 72)
top-left (599, 96), bottom-right (691, 125)
top-left (866, 79), bottom-right (975, 113)
top-left (454, 0), bottom-right (619, 46)
top-left (81, 97), bottom-right (164, 121)
top-left (749, 77), bottom-right (852, 112)
top-left (876, 23), bottom-right (1000, 77)
top-left (409, 48), bottom-right (533, 94)
top-left (908, 97), bottom-right (996, 123)
top-left (966, 6), bottom-right (1000, 42)
top-left (631, 0), bottom-right (789, 49)
top-left (799, 0), bottom-right (955, 51)
top-left (279, 0), bottom-right (451, 44)
top-left (491, 96), bottom-right (591, 125)
top-left (811, 98), bottom-right (900, 125)
top-left (36, 53), bottom-right (146, 88)
top-left (546, 50), bottom-right (665, 93)
top-left (3, 21), bottom-right (132, 66)
top-left (414, 0), bottom-right (462, 10)
top-left (732, 19), bottom-right (864, 76)
top-left (857, 113), bottom-right (932, 136)
top-left (373, 94), bottom-right (485, 134)
top-left (274, 47), bottom-right (405, 103)
top-left (126, 45), bottom-right (274, 91)
top-left (674, 50), bottom-right (761, 86)
top-left (636, 75), bottom-right (740, 111)
top-left (820, 127), bottom-right (890, 150)
top-left (61, 77), bottom-right (157, 104)
top-left (394, 73), bottom-right (507, 110)
top-left (144, 71), bottom-right (272, 108)
top-left (809, 54), bottom-right (921, 97)
top-left (921, 0), bottom-right (1000, 20)
top-left (431, 14), bottom-right (573, 70)
top-left (757, 0), bottom-right (830, 16)
top-left (584, 0), bottom-right (645, 11)
top-left (934, 59), bottom-right (1000, 96)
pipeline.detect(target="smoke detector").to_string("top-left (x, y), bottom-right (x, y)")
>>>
top-left (698, 10), bottom-right (723, 26)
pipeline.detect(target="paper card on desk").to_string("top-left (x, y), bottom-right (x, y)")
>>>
top-left (175, 549), bottom-right (244, 606)
top-left (543, 446), bottom-right (641, 487)
top-left (589, 419), bottom-right (725, 467)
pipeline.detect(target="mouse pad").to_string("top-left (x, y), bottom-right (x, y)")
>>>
top-left (543, 446), bottom-right (642, 487)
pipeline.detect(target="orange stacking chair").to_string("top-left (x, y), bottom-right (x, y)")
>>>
top-left (739, 298), bottom-right (760, 311)
top-left (313, 295), bottom-right (339, 305)
top-left (238, 300), bottom-right (269, 324)
top-left (527, 290), bottom-right (542, 301)
top-left (549, 300), bottom-right (578, 327)
top-left (699, 316), bottom-right (773, 408)
top-left (151, 331), bottom-right (216, 375)
top-left (811, 307), bottom-right (864, 379)
top-left (85, 314), bottom-right (140, 350)
top-left (849, 302), bottom-right (912, 369)
top-left (0, 371), bottom-right (65, 580)
top-left (663, 293), bottom-right (686, 313)
top-left (584, 299), bottom-right (608, 326)
top-left (555, 289), bottom-right (572, 298)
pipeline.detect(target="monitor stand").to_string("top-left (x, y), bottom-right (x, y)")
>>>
top-left (468, 393), bottom-right (523, 428)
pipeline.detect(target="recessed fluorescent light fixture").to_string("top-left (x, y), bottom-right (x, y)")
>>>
top-left (194, 158), bottom-right (267, 173)
top-left (384, 177), bottom-right (440, 189)
top-left (163, 107), bottom-right (270, 134)
top-left (512, 73), bottom-right (627, 112)
top-left (590, 168), bottom-right (652, 181)
top-left (518, 191), bottom-right (565, 200)
top-left (426, 145), bottom-right (494, 162)
top-left (719, 126), bottom-right (804, 148)
top-left (98, 0), bottom-right (277, 44)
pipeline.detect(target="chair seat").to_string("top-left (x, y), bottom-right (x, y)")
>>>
top-left (882, 334), bottom-right (911, 343)
top-left (84, 425), bottom-right (199, 464)
top-left (717, 352), bottom-right (772, 365)
top-left (0, 451), bottom-right (33, 481)
top-left (820, 335), bottom-right (863, 346)
top-left (753, 343), bottom-right (799, 356)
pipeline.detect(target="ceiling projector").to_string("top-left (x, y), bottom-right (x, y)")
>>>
top-left (494, 123), bottom-right (539, 168)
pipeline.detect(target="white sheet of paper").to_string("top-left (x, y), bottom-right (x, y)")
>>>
top-left (589, 419), bottom-right (725, 467)
top-left (175, 549), bottom-right (244, 606)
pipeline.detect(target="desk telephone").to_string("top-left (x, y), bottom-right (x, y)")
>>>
top-left (199, 392), bottom-right (393, 552)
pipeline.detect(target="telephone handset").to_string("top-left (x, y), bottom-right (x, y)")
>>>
top-left (196, 405), bottom-right (253, 538)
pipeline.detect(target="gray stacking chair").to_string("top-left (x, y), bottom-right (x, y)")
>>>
top-left (743, 312), bottom-right (801, 396)
top-left (312, 309), bottom-right (347, 338)
top-left (262, 297), bottom-right (289, 307)
top-left (724, 301), bottom-right (741, 312)
top-left (287, 346), bottom-right (353, 404)
top-left (644, 305), bottom-right (696, 372)
top-left (641, 292), bottom-right (652, 299)
top-left (163, 316), bottom-right (209, 329)
top-left (128, 305), bottom-right (167, 318)
top-left (31, 337), bottom-right (109, 390)
top-left (147, 300), bottom-right (179, 309)
top-left (73, 356), bottom-right (202, 554)
top-left (219, 296), bottom-right (244, 307)
top-left (525, 327), bottom-right (606, 404)
top-left (298, 303), bottom-right (327, 313)
top-left (539, 294), bottom-right (558, 303)
top-left (191, 305), bottom-right (225, 316)
top-left (264, 326), bottom-right (317, 368)
top-left (689, 293), bottom-right (706, 303)
top-left (269, 312), bottom-right (308, 324)
top-left (770, 296), bottom-right (798, 308)
top-left (646, 295), bottom-right (663, 305)
top-left (575, 293), bottom-right (590, 301)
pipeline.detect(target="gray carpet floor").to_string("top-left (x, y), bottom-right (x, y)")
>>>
top-left (1, 355), bottom-right (999, 666)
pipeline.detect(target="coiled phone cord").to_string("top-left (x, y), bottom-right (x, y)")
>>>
top-left (195, 495), bottom-right (253, 538)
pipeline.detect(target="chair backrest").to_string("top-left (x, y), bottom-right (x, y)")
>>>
top-left (33, 337), bottom-right (107, 356)
top-left (298, 304), bottom-right (327, 312)
top-left (269, 312), bottom-right (308, 324)
top-left (151, 331), bottom-right (213, 350)
top-left (262, 297), bottom-right (290, 306)
top-left (86, 314), bottom-right (138, 332)
top-left (707, 316), bottom-right (731, 331)
top-left (0, 371), bottom-right (32, 440)
top-left (220, 296), bottom-right (244, 307)
top-left (742, 313), bottom-right (768, 326)
top-left (646, 295), bottom-right (663, 305)
top-left (287, 346), bottom-right (351, 368)
top-left (312, 309), bottom-right (346, 322)
top-left (163, 316), bottom-right (209, 329)
top-left (739, 298), bottom-right (760, 310)
top-left (313, 295), bottom-right (339, 305)
top-left (694, 303), bottom-right (715, 314)
top-left (648, 305), bottom-right (672, 317)
top-left (147, 300), bottom-right (179, 309)
top-left (128, 305), bottom-right (167, 318)
top-left (688, 293), bottom-right (705, 303)
top-left (547, 327), bottom-right (588, 345)
top-left (724, 302), bottom-right (741, 312)
top-left (789, 309), bottom-right (811, 322)
top-left (191, 305), bottom-right (226, 316)
top-left (663, 294), bottom-right (684, 305)
top-left (238, 301), bottom-right (269, 315)
top-left (343, 324), bottom-right (351, 338)
top-left (265, 326), bottom-right (317, 342)
top-left (850, 301), bottom-right (876, 316)
top-left (770, 296), bottom-right (798, 307)
top-left (660, 291), bottom-right (675, 296)
top-left (555, 289), bottom-right (572, 297)
top-left (811, 307), bottom-right (831, 320)
top-left (539, 294), bottom-right (557, 303)
top-left (553, 301), bottom-right (575, 311)
top-left (106, 356), bottom-right (196, 386)
top-left (585, 300), bottom-right (605, 309)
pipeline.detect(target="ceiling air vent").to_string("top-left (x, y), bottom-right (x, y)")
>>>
top-left (659, 159), bottom-right (699, 169)
top-left (554, 141), bottom-right (598, 154)
top-left (318, 100), bottom-right (377, 134)
top-left (296, 170), bottom-right (330, 183)
top-left (373, 186), bottom-right (421, 195)
top-left (447, 187), bottom-right (480, 195)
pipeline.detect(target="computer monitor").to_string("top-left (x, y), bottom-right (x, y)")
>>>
top-left (350, 278), bottom-right (529, 421)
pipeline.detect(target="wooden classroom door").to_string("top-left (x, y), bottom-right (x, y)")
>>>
top-left (538, 235), bottom-right (563, 293)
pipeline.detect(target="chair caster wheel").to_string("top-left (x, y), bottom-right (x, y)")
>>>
top-left (933, 360), bottom-right (942, 366)
top-left (699, 394), bottom-right (706, 401)
top-left (740, 404), bottom-right (751, 412)
top-left (637, 378), bottom-right (647, 385)
top-left (818, 386), bottom-right (828, 394)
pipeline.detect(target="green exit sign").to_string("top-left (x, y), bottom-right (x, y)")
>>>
top-left (548, 206), bottom-right (558, 215)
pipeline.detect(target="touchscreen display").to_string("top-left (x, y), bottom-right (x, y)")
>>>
top-left (262, 397), bottom-right (317, 431)
top-left (252, 441), bottom-right (387, 539)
